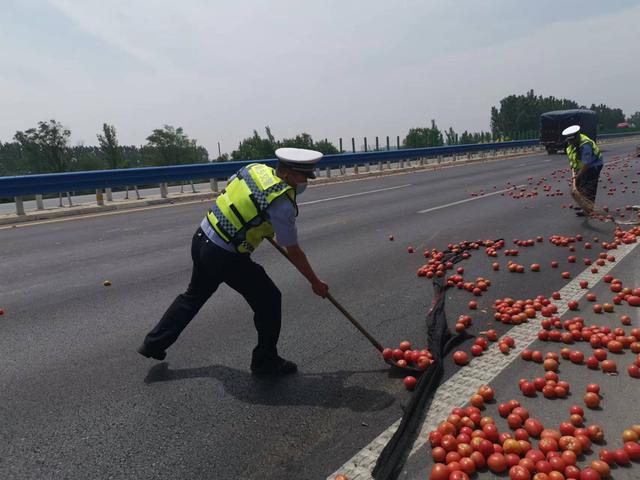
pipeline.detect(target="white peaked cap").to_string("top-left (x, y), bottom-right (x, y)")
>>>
top-left (275, 148), bottom-right (323, 178)
top-left (562, 125), bottom-right (581, 137)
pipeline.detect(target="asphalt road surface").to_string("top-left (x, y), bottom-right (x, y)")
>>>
top-left (1, 141), bottom-right (639, 480)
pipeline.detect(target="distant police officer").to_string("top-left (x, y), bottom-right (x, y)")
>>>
top-left (562, 125), bottom-right (604, 216)
top-left (138, 148), bottom-right (329, 375)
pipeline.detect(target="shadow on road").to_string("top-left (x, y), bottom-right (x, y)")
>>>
top-left (143, 362), bottom-right (396, 412)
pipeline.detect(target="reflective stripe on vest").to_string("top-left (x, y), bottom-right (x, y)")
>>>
top-left (206, 164), bottom-right (296, 254)
top-left (567, 134), bottom-right (601, 170)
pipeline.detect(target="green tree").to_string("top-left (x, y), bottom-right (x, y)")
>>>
top-left (97, 123), bottom-right (125, 169)
top-left (14, 120), bottom-right (72, 173)
top-left (145, 125), bottom-right (208, 166)
top-left (445, 127), bottom-right (459, 145)
top-left (122, 145), bottom-right (144, 168)
top-left (0, 142), bottom-right (29, 176)
top-left (629, 112), bottom-right (640, 128)
top-left (589, 104), bottom-right (625, 130)
top-left (279, 132), bottom-right (314, 149)
top-left (278, 132), bottom-right (339, 154)
top-left (312, 139), bottom-right (339, 154)
top-left (403, 120), bottom-right (444, 148)
top-left (231, 127), bottom-right (277, 161)
top-left (71, 145), bottom-right (104, 171)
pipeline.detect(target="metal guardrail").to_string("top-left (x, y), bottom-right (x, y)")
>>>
top-left (0, 140), bottom-right (539, 199)
top-left (1, 132), bottom-right (638, 216)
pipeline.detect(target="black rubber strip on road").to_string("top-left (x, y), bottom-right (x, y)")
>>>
top-left (371, 248), bottom-right (473, 480)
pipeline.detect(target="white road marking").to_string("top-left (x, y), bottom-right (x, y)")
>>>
top-left (0, 199), bottom-right (209, 230)
top-left (299, 184), bottom-right (412, 206)
top-left (329, 239), bottom-right (640, 480)
top-left (417, 185), bottom-right (526, 214)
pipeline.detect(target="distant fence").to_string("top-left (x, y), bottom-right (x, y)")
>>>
top-left (1, 131), bottom-right (639, 216)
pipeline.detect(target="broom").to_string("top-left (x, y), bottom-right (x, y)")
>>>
top-left (571, 178), bottom-right (640, 225)
top-left (570, 179), bottom-right (598, 215)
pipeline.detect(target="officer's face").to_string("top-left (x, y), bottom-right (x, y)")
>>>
top-left (284, 169), bottom-right (308, 187)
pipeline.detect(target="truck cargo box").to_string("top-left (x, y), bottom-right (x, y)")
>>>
top-left (540, 109), bottom-right (597, 154)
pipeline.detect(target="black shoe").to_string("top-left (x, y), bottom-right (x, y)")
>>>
top-left (575, 210), bottom-right (586, 217)
top-left (137, 344), bottom-right (167, 361)
top-left (251, 356), bottom-right (298, 376)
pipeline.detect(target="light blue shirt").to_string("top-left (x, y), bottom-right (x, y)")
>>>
top-left (201, 195), bottom-right (298, 253)
top-left (580, 143), bottom-right (603, 168)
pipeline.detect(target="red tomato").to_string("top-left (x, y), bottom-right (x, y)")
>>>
top-left (431, 446), bottom-right (446, 462)
top-left (538, 438), bottom-right (558, 454)
top-left (564, 465), bottom-right (581, 479)
top-left (509, 465), bottom-right (531, 480)
top-left (524, 418), bottom-right (543, 438)
top-left (520, 381), bottom-right (536, 397)
top-left (499, 403), bottom-right (513, 417)
top-left (525, 449), bottom-right (545, 464)
top-left (561, 449), bottom-right (577, 466)
top-left (623, 441), bottom-right (640, 460)
top-left (598, 449), bottom-right (616, 465)
top-left (589, 460), bottom-right (610, 478)
top-left (452, 351), bottom-right (469, 366)
top-left (569, 406), bottom-right (584, 416)
top-left (534, 460), bottom-right (552, 474)
top-left (583, 392), bottom-right (600, 409)
top-left (508, 414), bottom-right (523, 429)
top-left (477, 385), bottom-right (494, 402)
top-left (469, 451), bottom-right (485, 469)
top-left (403, 376), bottom-right (417, 391)
top-left (487, 453), bottom-right (507, 473)
top-left (458, 457), bottom-right (475, 476)
top-left (585, 384), bottom-right (600, 394)
top-left (614, 448), bottom-right (630, 466)
top-left (448, 471), bottom-right (469, 480)
top-left (586, 425), bottom-right (604, 443)
top-left (569, 351), bottom-right (584, 364)
top-left (428, 463), bottom-right (449, 480)
top-left (579, 467), bottom-right (601, 480)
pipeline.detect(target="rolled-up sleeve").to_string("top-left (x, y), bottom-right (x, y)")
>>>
top-left (267, 197), bottom-right (298, 247)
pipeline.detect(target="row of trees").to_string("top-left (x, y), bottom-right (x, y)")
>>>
top-left (490, 89), bottom-right (634, 139)
top-left (228, 127), bottom-right (339, 162)
top-left (2, 92), bottom-right (638, 176)
top-left (403, 120), bottom-right (495, 149)
top-left (0, 121), bottom-right (209, 177)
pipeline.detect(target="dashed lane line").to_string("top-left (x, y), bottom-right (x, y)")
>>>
top-left (299, 184), bottom-right (412, 206)
top-left (328, 239), bottom-right (639, 480)
top-left (417, 185), bottom-right (526, 215)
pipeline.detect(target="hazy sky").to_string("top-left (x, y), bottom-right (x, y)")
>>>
top-left (2, 0), bottom-right (639, 156)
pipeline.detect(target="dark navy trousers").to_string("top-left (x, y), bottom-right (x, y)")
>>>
top-left (142, 228), bottom-right (282, 367)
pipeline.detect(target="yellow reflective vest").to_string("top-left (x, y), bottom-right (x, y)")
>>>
top-left (566, 134), bottom-right (601, 170)
top-left (206, 163), bottom-right (297, 254)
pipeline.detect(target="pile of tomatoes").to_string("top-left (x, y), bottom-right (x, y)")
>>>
top-left (382, 340), bottom-right (433, 390)
top-left (428, 386), bottom-right (640, 480)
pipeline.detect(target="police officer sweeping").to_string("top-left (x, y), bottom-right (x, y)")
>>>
top-left (138, 148), bottom-right (329, 375)
top-left (562, 125), bottom-right (604, 216)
